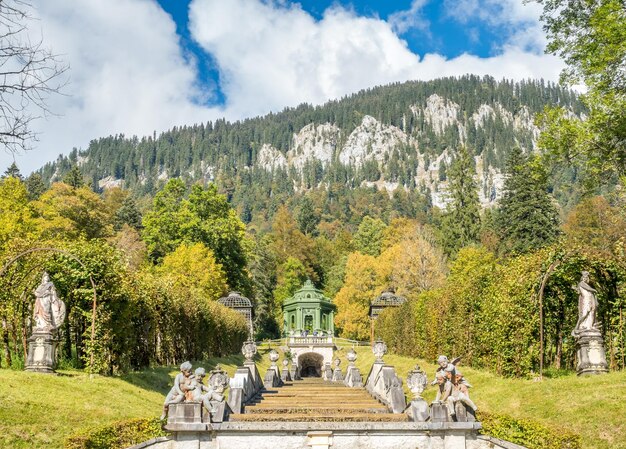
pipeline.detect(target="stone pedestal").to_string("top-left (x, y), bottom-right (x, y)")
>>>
top-left (409, 398), bottom-right (429, 422)
top-left (331, 367), bottom-right (343, 382)
top-left (574, 329), bottom-right (609, 375)
top-left (430, 403), bottom-right (449, 422)
top-left (25, 331), bottom-right (59, 373)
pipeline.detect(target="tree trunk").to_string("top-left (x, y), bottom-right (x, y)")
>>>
top-left (1, 316), bottom-right (11, 367)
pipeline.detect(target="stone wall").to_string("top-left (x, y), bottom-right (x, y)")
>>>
top-left (128, 422), bottom-right (528, 449)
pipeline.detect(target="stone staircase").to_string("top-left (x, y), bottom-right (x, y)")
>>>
top-left (230, 378), bottom-right (408, 422)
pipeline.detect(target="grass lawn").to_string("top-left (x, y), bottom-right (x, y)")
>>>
top-left (0, 344), bottom-right (623, 449)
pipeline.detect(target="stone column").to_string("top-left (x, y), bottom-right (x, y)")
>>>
top-left (296, 307), bottom-right (302, 330)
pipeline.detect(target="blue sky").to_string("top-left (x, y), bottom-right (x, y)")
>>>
top-left (3, 0), bottom-right (562, 173)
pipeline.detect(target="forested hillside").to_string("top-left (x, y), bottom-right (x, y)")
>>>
top-left (3, 72), bottom-right (624, 380)
top-left (39, 76), bottom-right (584, 228)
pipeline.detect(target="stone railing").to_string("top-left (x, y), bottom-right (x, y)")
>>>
top-left (364, 361), bottom-right (407, 414)
top-left (227, 361), bottom-right (264, 415)
top-left (288, 335), bottom-right (334, 345)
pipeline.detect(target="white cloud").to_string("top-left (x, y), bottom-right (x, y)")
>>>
top-left (0, 0), bottom-right (564, 174)
top-left (189, 0), bottom-right (562, 116)
top-left (388, 0), bottom-right (431, 34)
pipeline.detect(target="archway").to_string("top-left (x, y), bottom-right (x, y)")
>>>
top-left (298, 352), bottom-right (324, 377)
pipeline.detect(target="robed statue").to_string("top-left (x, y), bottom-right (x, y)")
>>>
top-left (33, 272), bottom-right (66, 332)
top-left (572, 271), bottom-right (599, 336)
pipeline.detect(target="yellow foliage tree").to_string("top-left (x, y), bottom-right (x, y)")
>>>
top-left (34, 182), bottom-right (113, 240)
top-left (378, 220), bottom-right (447, 295)
top-left (0, 176), bottom-right (37, 248)
top-left (157, 242), bottom-right (227, 301)
top-left (333, 252), bottom-right (382, 340)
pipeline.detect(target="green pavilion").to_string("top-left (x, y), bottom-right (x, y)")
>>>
top-left (282, 280), bottom-right (336, 336)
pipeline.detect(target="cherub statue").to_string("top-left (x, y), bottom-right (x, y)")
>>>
top-left (452, 370), bottom-right (478, 413)
top-left (161, 361), bottom-right (194, 419)
top-left (433, 371), bottom-right (455, 417)
top-left (431, 355), bottom-right (459, 385)
top-left (189, 367), bottom-right (225, 419)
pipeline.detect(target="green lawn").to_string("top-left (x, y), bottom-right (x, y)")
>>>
top-left (0, 344), bottom-right (623, 449)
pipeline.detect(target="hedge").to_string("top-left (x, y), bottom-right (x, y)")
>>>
top-left (480, 412), bottom-right (582, 449)
top-left (65, 418), bottom-right (166, 449)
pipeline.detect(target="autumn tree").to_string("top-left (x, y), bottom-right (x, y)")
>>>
top-left (270, 205), bottom-right (314, 269)
top-left (157, 243), bottom-right (227, 301)
top-left (333, 252), bottom-right (383, 340)
top-left (34, 182), bottom-right (113, 240)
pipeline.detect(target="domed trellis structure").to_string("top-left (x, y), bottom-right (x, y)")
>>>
top-left (218, 291), bottom-right (253, 337)
top-left (369, 288), bottom-right (406, 343)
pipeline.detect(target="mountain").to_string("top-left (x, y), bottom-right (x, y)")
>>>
top-left (39, 75), bottom-right (583, 224)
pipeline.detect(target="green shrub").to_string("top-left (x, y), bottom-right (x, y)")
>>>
top-left (65, 418), bottom-right (166, 449)
top-left (480, 411), bottom-right (582, 449)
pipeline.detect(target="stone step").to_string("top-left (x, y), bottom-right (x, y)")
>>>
top-left (230, 413), bottom-right (409, 422)
top-left (245, 407), bottom-right (388, 414)
top-left (262, 393), bottom-right (371, 398)
top-left (251, 399), bottom-right (380, 404)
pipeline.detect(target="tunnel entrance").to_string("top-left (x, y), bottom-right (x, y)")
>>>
top-left (298, 352), bottom-right (324, 377)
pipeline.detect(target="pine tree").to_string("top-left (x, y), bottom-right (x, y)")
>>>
top-left (497, 147), bottom-right (561, 254)
top-left (25, 172), bottom-right (46, 200)
top-left (114, 195), bottom-right (142, 231)
top-left (63, 165), bottom-right (85, 188)
top-left (2, 162), bottom-right (22, 180)
top-left (440, 146), bottom-right (481, 255)
top-left (297, 196), bottom-right (320, 236)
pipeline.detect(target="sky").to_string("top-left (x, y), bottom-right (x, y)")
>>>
top-left (1, 0), bottom-right (564, 174)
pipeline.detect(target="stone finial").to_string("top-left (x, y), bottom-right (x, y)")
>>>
top-left (334, 358), bottom-right (341, 367)
top-left (282, 359), bottom-right (289, 367)
top-left (407, 365), bottom-right (428, 399)
top-left (372, 339), bottom-right (387, 363)
top-left (346, 348), bottom-right (357, 365)
top-left (269, 349), bottom-right (279, 366)
top-left (242, 340), bottom-right (257, 362)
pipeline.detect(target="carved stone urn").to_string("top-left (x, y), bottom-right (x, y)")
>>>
top-left (372, 339), bottom-right (387, 363)
top-left (406, 365), bottom-right (428, 399)
top-left (334, 358), bottom-right (341, 368)
top-left (269, 349), bottom-right (279, 367)
top-left (242, 340), bottom-right (257, 363)
top-left (346, 348), bottom-right (357, 366)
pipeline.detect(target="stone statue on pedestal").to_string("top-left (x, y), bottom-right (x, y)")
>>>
top-left (571, 271), bottom-right (608, 375)
top-left (26, 273), bottom-right (66, 373)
